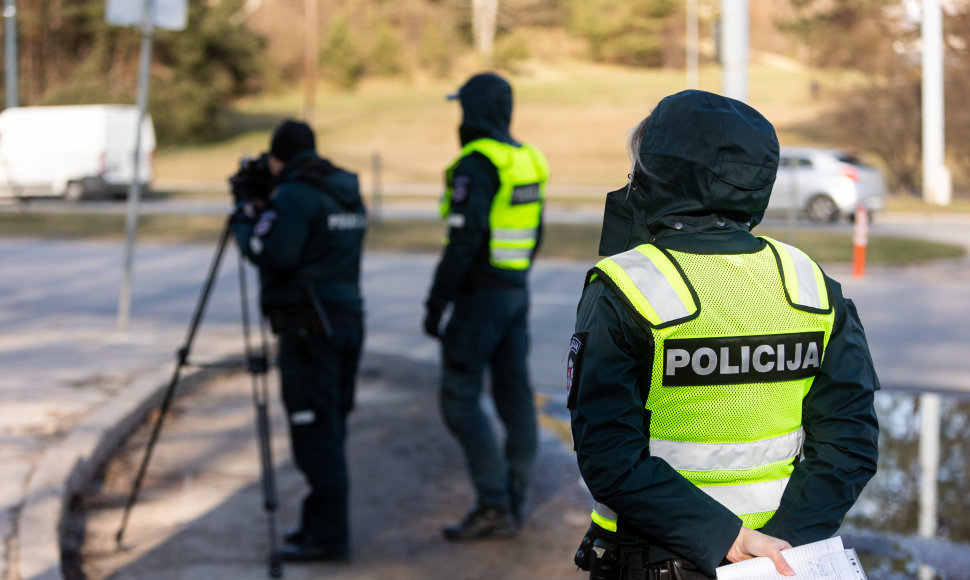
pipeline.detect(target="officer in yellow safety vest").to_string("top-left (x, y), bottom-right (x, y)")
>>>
top-left (567, 90), bottom-right (879, 579)
top-left (422, 72), bottom-right (550, 540)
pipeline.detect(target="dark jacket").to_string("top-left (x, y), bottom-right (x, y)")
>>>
top-left (234, 151), bottom-right (366, 314)
top-left (426, 73), bottom-right (542, 310)
top-left (569, 91), bottom-right (879, 575)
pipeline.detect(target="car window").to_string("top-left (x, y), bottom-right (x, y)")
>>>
top-left (836, 153), bottom-right (871, 167)
top-left (780, 156), bottom-right (812, 167)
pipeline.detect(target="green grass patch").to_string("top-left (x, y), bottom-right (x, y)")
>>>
top-left (1, 213), bottom-right (964, 266)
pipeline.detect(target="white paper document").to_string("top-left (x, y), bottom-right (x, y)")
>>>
top-left (715, 537), bottom-right (867, 580)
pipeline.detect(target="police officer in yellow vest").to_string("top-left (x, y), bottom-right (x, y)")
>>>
top-left (567, 90), bottom-right (879, 579)
top-left (423, 72), bottom-right (550, 540)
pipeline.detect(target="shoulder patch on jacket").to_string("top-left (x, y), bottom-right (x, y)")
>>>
top-left (452, 174), bottom-right (471, 205)
top-left (253, 209), bottom-right (278, 238)
top-left (566, 333), bottom-right (588, 410)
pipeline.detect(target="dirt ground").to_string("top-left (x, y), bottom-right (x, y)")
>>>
top-left (63, 352), bottom-right (592, 580)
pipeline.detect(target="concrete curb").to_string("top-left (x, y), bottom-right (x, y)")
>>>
top-left (15, 364), bottom-right (229, 580)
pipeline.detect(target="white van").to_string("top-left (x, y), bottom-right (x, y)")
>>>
top-left (0, 104), bottom-right (155, 200)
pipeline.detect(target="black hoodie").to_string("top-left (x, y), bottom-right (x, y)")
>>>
top-left (234, 150), bottom-right (366, 313)
top-left (426, 73), bottom-right (541, 310)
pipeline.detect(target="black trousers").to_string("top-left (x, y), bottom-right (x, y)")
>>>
top-left (277, 308), bottom-right (363, 547)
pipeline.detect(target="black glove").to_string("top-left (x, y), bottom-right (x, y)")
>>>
top-left (423, 304), bottom-right (444, 338)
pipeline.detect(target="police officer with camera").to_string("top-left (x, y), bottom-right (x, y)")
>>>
top-left (232, 119), bottom-right (366, 562)
top-left (567, 91), bottom-right (879, 579)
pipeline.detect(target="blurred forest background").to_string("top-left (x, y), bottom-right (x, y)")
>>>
top-left (3, 0), bottom-right (970, 195)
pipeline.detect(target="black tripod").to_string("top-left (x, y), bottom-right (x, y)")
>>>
top-left (115, 213), bottom-right (283, 578)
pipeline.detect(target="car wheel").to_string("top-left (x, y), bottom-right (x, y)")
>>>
top-left (64, 181), bottom-right (84, 202)
top-left (805, 195), bottom-right (839, 223)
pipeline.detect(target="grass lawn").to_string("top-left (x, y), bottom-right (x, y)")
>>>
top-left (155, 59), bottom-right (858, 191)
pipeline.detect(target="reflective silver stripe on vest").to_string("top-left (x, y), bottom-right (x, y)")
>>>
top-left (697, 477), bottom-right (789, 516)
top-left (493, 228), bottom-right (538, 241)
top-left (611, 249), bottom-right (689, 323)
top-left (491, 248), bottom-right (533, 262)
top-left (776, 241), bottom-right (822, 309)
top-left (593, 501), bottom-right (617, 522)
top-left (650, 429), bottom-right (804, 472)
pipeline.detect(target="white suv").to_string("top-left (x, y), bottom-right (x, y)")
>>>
top-left (770, 147), bottom-right (888, 223)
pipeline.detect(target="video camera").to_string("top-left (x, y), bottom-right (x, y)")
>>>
top-left (229, 153), bottom-right (275, 203)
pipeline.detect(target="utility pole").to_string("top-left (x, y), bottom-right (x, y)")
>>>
top-left (472, 0), bottom-right (498, 66)
top-left (304, 0), bottom-right (318, 125)
top-left (687, 0), bottom-right (699, 90)
top-left (3, 0), bottom-right (17, 107)
top-left (720, 0), bottom-right (748, 102)
top-left (922, 0), bottom-right (950, 206)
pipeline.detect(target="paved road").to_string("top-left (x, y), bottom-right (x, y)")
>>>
top-left (2, 208), bottom-right (969, 580)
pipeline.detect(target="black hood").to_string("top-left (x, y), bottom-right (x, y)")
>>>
top-left (280, 151), bottom-right (360, 209)
top-left (453, 72), bottom-right (517, 146)
top-left (599, 90), bottom-right (779, 254)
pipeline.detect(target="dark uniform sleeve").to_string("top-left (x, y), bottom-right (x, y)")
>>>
top-left (233, 186), bottom-right (310, 271)
top-left (570, 280), bottom-right (742, 576)
top-left (759, 277), bottom-right (880, 545)
top-left (425, 153), bottom-right (499, 309)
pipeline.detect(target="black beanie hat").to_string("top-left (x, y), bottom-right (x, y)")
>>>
top-left (270, 120), bottom-right (316, 162)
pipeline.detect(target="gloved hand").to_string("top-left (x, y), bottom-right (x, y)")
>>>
top-left (423, 304), bottom-right (444, 338)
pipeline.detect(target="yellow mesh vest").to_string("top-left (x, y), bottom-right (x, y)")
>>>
top-left (440, 138), bottom-right (549, 270)
top-left (589, 238), bottom-right (834, 530)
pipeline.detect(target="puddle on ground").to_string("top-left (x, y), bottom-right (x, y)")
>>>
top-left (842, 390), bottom-right (970, 580)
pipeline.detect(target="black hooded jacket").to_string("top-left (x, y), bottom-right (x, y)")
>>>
top-left (234, 150), bottom-right (366, 313)
top-left (426, 73), bottom-right (543, 310)
top-left (569, 91), bottom-right (879, 575)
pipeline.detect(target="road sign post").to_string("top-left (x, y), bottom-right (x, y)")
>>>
top-left (108, 0), bottom-right (187, 331)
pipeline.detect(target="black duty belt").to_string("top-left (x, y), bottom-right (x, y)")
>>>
top-left (588, 544), bottom-right (712, 580)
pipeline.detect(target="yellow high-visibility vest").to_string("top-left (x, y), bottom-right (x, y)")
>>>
top-left (441, 138), bottom-right (549, 270)
top-left (588, 237), bottom-right (835, 531)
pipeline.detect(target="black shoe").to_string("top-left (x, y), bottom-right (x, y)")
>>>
top-left (278, 542), bottom-right (349, 563)
top-left (282, 526), bottom-right (304, 546)
top-left (442, 506), bottom-right (519, 541)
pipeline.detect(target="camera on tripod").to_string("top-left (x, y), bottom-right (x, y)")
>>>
top-left (229, 153), bottom-right (275, 203)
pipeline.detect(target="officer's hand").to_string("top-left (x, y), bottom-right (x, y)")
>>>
top-left (423, 304), bottom-right (444, 338)
top-left (726, 527), bottom-right (795, 576)
top-left (235, 201), bottom-right (257, 219)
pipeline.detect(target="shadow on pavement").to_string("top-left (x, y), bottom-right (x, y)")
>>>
top-left (62, 352), bottom-right (591, 580)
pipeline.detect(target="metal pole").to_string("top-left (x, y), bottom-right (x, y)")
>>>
top-left (117, 0), bottom-right (155, 331)
top-left (921, 0), bottom-right (950, 206)
top-left (3, 0), bottom-right (17, 108)
top-left (472, 0), bottom-right (498, 66)
top-left (686, 0), bottom-right (699, 90)
top-left (720, 0), bottom-right (748, 102)
top-left (304, 0), bottom-right (317, 125)
top-left (917, 392), bottom-right (941, 580)
top-left (371, 151), bottom-right (382, 224)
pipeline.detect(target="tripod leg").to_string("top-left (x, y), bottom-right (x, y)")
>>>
top-left (115, 214), bottom-right (237, 548)
top-left (238, 247), bottom-right (284, 578)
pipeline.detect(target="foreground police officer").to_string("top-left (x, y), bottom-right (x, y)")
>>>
top-left (233, 120), bottom-right (366, 562)
top-left (567, 91), bottom-right (879, 579)
top-left (423, 72), bottom-right (550, 540)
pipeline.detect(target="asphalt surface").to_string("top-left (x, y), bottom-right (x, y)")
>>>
top-left (2, 209), bottom-right (970, 580)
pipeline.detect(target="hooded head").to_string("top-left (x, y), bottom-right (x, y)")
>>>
top-left (270, 119), bottom-right (316, 164)
top-left (449, 72), bottom-right (515, 146)
top-left (599, 90), bottom-right (780, 254)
